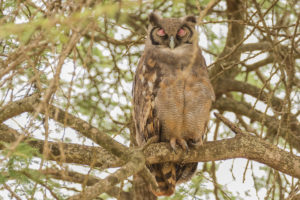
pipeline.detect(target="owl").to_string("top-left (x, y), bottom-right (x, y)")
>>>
top-left (132, 13), bottom-right (215, 196)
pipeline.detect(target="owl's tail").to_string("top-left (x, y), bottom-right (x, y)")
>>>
top-left (150, 162), bottom-right (176, 196)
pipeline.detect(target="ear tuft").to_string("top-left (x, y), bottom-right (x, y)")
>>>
top-left (149, 12), bottom-right (161, 26)
top-left (184, 15), bottom-right (197, 24)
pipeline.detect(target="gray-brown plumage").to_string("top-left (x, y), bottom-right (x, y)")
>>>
top-left (132, 13), bottom-right (215, 196)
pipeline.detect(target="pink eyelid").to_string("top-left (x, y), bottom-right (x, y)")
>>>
top-left (157, 29), bottom-right (166, 36)
top-left (177, 28), bottom-right (186, 37)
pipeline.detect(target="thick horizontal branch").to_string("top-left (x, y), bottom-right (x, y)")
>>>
top-left (0, 123), bottom-right (150, 200)
top-left (245, 54), bottom-right (275, 71)
top-left (244, 53), bottom-right (300, 71)
top-left (0, 93), bottom-right (39, 123)
top-left (144, 133), bottom-right (300, 179)
top-left (0, 123), bottom-right (124, 168)
top-left (213, 97), bottom-right (276, 126)
top-left (46, 104), bottom-right (130, 159)
top-left (215, 79), bottom-right (283, 111)
top-left (47, 101), bottom-right (158, 192)
top-left (0, 94), bottom-right (130, 159)
top-left (0, 94), bottom-right (165, 193)
top-left (1, 94), bottom-right (300, 197)
top-left (238, 42), bottom-right (272, 52)
top-left (213, 97), bottom-right (300, 143)
top-left (238, 42), bottom-right (300, 55)
top-left (1, 121), bottom-right (300, 181)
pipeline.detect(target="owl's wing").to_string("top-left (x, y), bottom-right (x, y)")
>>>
top-left (133, 54), bottom-right (179, 196)
top-left (133, 53), bottom-right (160, 145)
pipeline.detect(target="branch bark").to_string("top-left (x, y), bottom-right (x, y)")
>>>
top-left (41, 169), bottom-right (132, 199)
top-left (215, 79), bottom-right (283, 111)
top-left (0, 123), bottom-right (124, 168)
top-left (209, 0), bottom-right (245, 79)
top-left (213, 97), bottom-right (300, 147)
top-left (1, 94), bottom-right (300, 199)
top-left (144, 127), bottom-right (300, 180)
top-left (68, 149), bottom-right (145, 200)
top-left (1, 118), bottom-right (300, 182)
top-left (0, 93), bottom-right (130, 159)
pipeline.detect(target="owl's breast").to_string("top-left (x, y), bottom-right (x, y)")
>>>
top-left (155, 66), bottom-right (212, 138)
top-left (155, 67), bottom-right (208, 109)
top-left (156, 74), bottom-right (185, 115)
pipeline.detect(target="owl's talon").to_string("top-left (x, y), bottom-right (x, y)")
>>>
top-left (170, 138), bottom-right (190, 153)
top-left (170, 138), bottom-right (178, 153)
top-left (178, 139), bottom-right (189, 152)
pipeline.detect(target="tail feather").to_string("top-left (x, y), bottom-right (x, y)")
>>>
top-left (150, 163), bottom-right (176, 196)
top-left (149, 162), bottom-right (198, 196)
top-left (176, 162), bottom-right (198, 184)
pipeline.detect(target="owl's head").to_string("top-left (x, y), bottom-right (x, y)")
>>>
top-left (147, 13), bottom-right (197, 49)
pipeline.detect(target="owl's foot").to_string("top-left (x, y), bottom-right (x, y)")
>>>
top-left (188, 138), bottom-right (203, 147)
top-left (170, 138), bottom-right (189, 153)
top-left (178, 139), bottom-right (189, 152)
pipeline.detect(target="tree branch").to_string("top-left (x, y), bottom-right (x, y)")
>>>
top-left (0, 93), bottom-right (39, 123)
top-left (1, 118), bottom-right (300, 183)
top-left (0, 123), bottom-right (124, 168)
top-left (245, 55), bottom-right (275, 71)
top-left (209, 0), bottom-right (245, 79)
top-left (238, 42), bottom-right (272, 52)
top-left (37, 169), bottom-right (132, 200)
top-left (67, 149), bottom-right (145, 200)
top-left (215, 79), bottom-right (283, 111)
top-left (144, 127), bottom-right (300, 180)
top-left (213, 97), bottom-right (300, 139)
top-left (1, 95), bottom-right (300, 199)
top-left (0, 93), bottom-right (130, 159)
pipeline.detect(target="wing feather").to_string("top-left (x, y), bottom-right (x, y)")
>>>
top-left (133, 54), bottom-right (161, 145)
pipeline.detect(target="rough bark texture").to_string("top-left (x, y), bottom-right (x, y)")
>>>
top-left (133, 174), bottom-right (157, 200)
top-left (0, 123), bottom-right (124, 168)
top-left (2, 119), bottom-right (300, 180)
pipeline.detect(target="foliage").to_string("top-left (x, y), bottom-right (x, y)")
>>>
top-left (0, 0), bottom-right (299, 199)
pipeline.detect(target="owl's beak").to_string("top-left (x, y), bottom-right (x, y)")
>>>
top-left (169, 36), bottom-right (175, 49)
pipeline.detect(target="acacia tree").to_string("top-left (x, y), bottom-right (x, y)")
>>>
top-left (0, 0), bottom-right (299, 199)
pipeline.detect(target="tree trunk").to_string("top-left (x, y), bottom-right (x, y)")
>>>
top-left (133, 174), bottom-right (157, 200)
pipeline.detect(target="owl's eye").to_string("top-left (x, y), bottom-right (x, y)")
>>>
top-left (177, 28), bottom-right (186, 37)
top-left (156, 28), bottom-right (166, 37)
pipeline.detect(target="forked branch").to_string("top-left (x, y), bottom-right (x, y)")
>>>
top-left (1, 95), bottom-right (300, 199)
